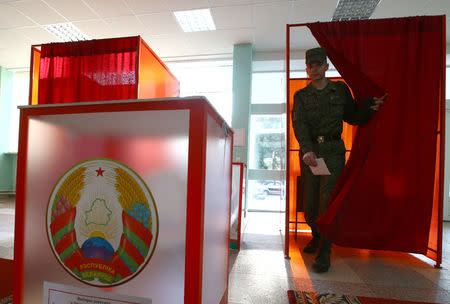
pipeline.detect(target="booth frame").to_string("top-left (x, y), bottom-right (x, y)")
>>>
top-left (284, 22), bottom-right (445, 269)
top-left (230, 162), bottom-right (247, 250)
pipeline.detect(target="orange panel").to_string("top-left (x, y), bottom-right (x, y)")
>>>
top-left (288, 151), bottom-right (300, 230)
top-left (138, 39), bottom-right (179, 99)
top-left (288, 79), bottom-right (309, 150)
top-left (30, 47), bottom-right (41, 105)
top-left (287, 78), bottom-right (356, 230)
top-left (426, 132), bottom-right (440, 261)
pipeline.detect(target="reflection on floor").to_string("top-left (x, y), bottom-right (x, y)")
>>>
top-left (1, 196), bottom-right (449, 303)
top-left (228, 212), bottom-right (450, 304)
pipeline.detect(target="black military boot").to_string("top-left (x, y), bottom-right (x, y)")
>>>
top-left (303, 224), bottom-right (321, 253)
top-left (303, 237), bottom-right (320, 253)
top-left (312, 239), bottom-right (331, 273)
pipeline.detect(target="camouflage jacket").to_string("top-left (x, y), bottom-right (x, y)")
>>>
top-left (292, 80), bottom-right (375, 154)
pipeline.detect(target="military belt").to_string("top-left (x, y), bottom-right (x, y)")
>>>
top-left (316, 134), bottom-right (341, 143)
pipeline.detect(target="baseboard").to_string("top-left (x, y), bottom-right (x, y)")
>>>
top-left (0, 192), bottom-right (15, 198)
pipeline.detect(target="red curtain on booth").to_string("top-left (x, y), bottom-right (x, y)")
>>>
top-left (309, 16), bottom-right (444, 254)
top-left (38, 37), bottom-right (139, 104)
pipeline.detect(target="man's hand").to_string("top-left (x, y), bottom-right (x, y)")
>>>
top-left (303, 152), bottom-right (318, 167)
top-left (370, 93), bottom-right (387, 111)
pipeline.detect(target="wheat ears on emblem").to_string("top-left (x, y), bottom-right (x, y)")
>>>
top-left (114, 168), bottom-right (148, 212)
top-left (52, 167), bottom-right (86, 218)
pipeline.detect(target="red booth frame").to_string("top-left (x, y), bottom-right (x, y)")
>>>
top-left (230, 162), bottom-right (246, 250)
top-left (13, 98), bottom-right (232, 304)
top-left (284, 23), bottom-right (445, 268)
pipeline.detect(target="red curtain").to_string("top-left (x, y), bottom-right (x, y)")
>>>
top-left (309, 16), bottom-right (444, 254)
top-left (38, 37), bottom-right (139, 104)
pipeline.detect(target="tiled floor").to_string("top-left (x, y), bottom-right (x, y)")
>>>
top-left (0, 195), bottom-right (14, 260)
top-left (228, 212), bottom-right (450, 304)
top-left (1, 195), bottom-right (449, 303)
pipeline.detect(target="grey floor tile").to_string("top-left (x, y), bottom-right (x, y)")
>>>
top-left (368, 284), bottom-right (450, 304)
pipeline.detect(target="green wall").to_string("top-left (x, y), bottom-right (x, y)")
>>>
top-left (231, 43), bottom-right (252, 164)
top-left (0, 66), bottom-right (15, 192)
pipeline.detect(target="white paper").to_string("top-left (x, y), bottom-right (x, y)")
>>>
top-left (309, 158), bottom-right (331, 175)
top-left (43, 281), bottom-right (152, 304)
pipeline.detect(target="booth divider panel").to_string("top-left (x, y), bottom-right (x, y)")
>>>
top-left (30, 47), bottom-right (40, 105)
top-left (288, 78), bottom-right (354, 232)
top-left (21, 109), bottom-right (189, 303)
top-left (138, 40), bottom-right (179, 99)
top-left (202, 114), bottom-right (231, 304)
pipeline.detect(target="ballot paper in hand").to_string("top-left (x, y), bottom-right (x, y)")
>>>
top-left (309, 158), bottom-right (331, 175)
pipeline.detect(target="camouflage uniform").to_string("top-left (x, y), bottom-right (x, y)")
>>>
top-left (292, 79), bottom-right (375, 248)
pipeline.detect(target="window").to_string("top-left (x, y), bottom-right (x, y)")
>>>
top-left (8, 71), bottom-right (29, 152)
top-left (247, 180), bottom-right (285, 211)
top-left (251, 72), bottom-right (285, 104)
top-left (249, 115), bottom-right (286, 171)
top-left (166, 60), bottom-right (233, 125)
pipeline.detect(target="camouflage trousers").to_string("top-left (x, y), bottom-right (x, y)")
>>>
top-left (302, 141), bottom-right (346, 245)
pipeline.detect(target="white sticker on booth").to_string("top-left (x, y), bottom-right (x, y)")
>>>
top-left (233, 128), bottom-right (246, 146)
top-left (43, 281), bottom-right (152, 304)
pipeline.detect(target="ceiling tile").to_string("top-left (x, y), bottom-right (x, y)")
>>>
top-left (73, 20), bottom-right (114, 39)
top-left (251, 2), bottom-right (290, 51)
top-left (44, 0), bottom-right (99, 21)
top-left (371, 0), bottom-right (426, 18)
top-left (140, 33), bottom-right (189, 57)
top-left (15, 26), bottom-right (63, 44)
top-left (253, 24), bottom-right (285, 51)
top-left (84, 0), bottom-right (134, 18)
top-left (104, 15), bottom-right (145, 37)
top-left (143, 28), bottom-right (253, 58)
top-left (290, 0), bottom-right (336, 23)
top-left (125, 0), bottom-right (169, 14)
top-left (137, 12), bottom-right (182, 35)
top-left (208, 0), bottom-right (253, 6)
top-left (212, 5), bottom-right (252, 30)
top-left (166, 0), bottom-right (209, 11)
top-left (183, 28), bottom-right (253, 54)
top-left (10, 0), bottom-right (66, 25)
top-left (0, 29), bottom-right (32, 47)
top-left (0, 4), bottom-right (36, 28)
top-left (423, 0), bottom-right (450, 15)
top-left (252, 2), bottom-right (290, 29)
top-left (252, 0), bottom-right (285, 3)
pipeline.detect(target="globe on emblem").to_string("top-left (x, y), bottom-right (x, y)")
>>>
top-left (81, 236), bottom-right (115, 261)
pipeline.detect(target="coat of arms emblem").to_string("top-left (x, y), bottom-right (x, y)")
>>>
top-left (47, 158), bottom-right (158, 286)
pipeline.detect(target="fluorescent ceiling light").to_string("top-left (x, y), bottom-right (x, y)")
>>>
top-left (173, 9), bottom-right (216, 32)
top-left (43, 22), bottom-right (89, 42)
top-left (332, 0), bottom-right (381, 21)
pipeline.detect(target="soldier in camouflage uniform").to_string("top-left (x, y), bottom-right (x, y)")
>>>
top-left (292, 47), bottom-right (385, 273)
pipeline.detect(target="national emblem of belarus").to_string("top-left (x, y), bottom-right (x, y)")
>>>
top-left (47, 158), bottom-right (158, 286)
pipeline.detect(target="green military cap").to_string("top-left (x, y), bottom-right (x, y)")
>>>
top-left (305, 47), bottom-right (327, 64)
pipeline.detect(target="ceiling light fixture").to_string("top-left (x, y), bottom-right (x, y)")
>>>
top-left (332, 0), bottom-right (381, 21)
top-left (173, 9), bottom-right (216, 32)
top-left (43, 22), bottom-right (89, 42)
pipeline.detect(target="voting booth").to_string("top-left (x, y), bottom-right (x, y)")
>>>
top-left (15, 36), bottom-right (232, 304)
top-left (14, 97), bottom-right (232, 304)
top-left (29, 36), bottom-right (179, 105)
top-left (13, 36), bottom-right (232, 304)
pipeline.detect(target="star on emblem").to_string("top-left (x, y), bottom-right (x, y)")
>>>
top-left (96, 167), bottom-right (105, 176)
